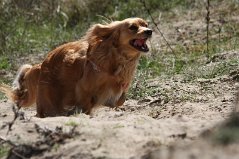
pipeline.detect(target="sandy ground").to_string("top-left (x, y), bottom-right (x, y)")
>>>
top-left (1, 50), bottom-right (239, 158)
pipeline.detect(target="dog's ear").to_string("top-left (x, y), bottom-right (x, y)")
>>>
top-left (92, 24), bottom-right (113, 39)
top-left (87, 23), bottom-right (120, 47)
top-left (108, 29), bottom-right (120, 48)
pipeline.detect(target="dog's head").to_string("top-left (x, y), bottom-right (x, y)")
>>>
top-left (119, 18), bottom-right (152, 53)
top-left (87, 18), bottom-right (152, 55)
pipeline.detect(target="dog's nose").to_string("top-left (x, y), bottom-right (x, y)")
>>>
top-left (144, 29), bottom-right (152, 36)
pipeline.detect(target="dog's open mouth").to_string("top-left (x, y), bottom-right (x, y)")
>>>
top-left (130, 38), bottom-right (149, 52)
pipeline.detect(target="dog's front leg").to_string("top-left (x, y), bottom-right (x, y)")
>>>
top-left (75, 94), bottom-right (96, 115)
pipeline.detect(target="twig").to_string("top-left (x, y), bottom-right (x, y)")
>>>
top-left (206, 0), bottom-right (210, 58)
top-left (11, 150), bottom-right (29, 159)
top-left (140, 0), bottom-right (175, 54)
top-left (218, 25), bottom-right (222, 52)
top-left (6, 103), bottom-right (22, 135)
top-left (0, 136), bottom-right (17, 147)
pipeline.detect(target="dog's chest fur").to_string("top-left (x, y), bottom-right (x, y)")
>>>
top-left (92, 54), bottom-right (139, 106)
top-left (76, 51), bottom-right (139, 109)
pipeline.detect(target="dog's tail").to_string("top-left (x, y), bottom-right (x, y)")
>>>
top-left (0, 64), bottom-right (40, 107)
top-left (0, 83), bottom-right (13, 99)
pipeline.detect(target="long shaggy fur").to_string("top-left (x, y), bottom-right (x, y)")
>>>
top-left (0, 18), bottom-right (152, 117)
top-left (0, 64), bottom-right (41, 107)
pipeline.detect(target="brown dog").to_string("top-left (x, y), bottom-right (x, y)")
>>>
top-left (0, 18), bottom-right (152, 117)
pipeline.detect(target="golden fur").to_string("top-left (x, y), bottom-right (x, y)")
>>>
top-left (0, 18), bottom-right (152, 117)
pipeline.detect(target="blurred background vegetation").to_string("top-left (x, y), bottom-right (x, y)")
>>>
top-left (0, 0), bottom-right (239, 99)
top-left (0, 0), bottom-right (194, 58)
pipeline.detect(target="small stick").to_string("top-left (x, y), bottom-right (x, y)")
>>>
top-left (6, 103), bottom-right (21, 135)
top-left (206, 0), bottom-right (210, 58)
top-left (140, 0), bottom-right (175, 55)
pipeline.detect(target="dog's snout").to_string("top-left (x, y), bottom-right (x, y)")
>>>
top-left (144, 29), bottom-right (152, 36)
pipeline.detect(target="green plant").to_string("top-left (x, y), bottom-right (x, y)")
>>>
top-left (65, 120), bottom-right (79, 127)
top-left (0, 144), bottom-right (10, 158)
top-left (0, 57), bottom-right (11, 70)
top-left (212, 115), bottom-right (239, 145)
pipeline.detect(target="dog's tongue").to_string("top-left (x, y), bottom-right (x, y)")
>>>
top-left (134, 39), bottom-right (146, 46)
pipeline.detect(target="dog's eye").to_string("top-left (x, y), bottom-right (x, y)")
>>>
top-left (129, 25), bottom-right (138, 31)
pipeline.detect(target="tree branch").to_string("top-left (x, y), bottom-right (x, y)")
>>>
top-left (140, 0), bottom-right (175, 54)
